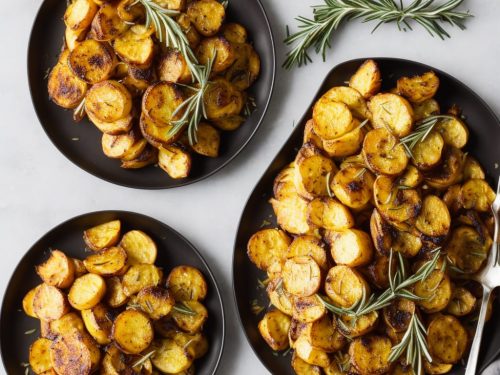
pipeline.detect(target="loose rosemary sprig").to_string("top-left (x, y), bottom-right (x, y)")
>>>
top-left (283, 0), bottom-right (472, 69)
top-left (388, 313), bottom-right (432, 375)
top-left (173, 302), bottom-right (197, 316)
top-left (132, 350), bottom-right (156, 368)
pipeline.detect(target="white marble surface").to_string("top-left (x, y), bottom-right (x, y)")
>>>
top-left (1, 0), bottom-right (500, 374)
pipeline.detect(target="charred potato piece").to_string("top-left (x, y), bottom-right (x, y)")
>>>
top-left (267, 278), bottom-right (293, 316)
top-left (196, 36), bottom-right (235, 73)
top-left (171, 331), bottom-right (208, 360)
top-left (119, 230), bottom-right (157, 265)
top-left (460, 179), bottom-right (496, 212)
top-left (64, 0), bottom-right (98, 31)
top-left (36, 250), bottom-right (75, 289)
top-left (224, 43), bottom-right (260, 90)
top-left (307, 197), bottom-right (355, 231)
top-left (158, 145), bottom-right (192, 179)
top-left (68, 273), bottom-right (106, 310)
top-left (83, 219), bottom-right (121, 251)
top-left (306, 315), bottom-right (346, 352)
top-left (312, 99), bottom-right (354, 140)
top-left (91, 2), bottom-right (129, 41)
top-left (411, 131), bottom-right (444, 170)
top-left (122, 264), bottom-right (162, 296)
top-left (192, 122), bottom-right (220, 157)
top-left (369, 93), bottom-right (414, 137)
top-left (86, 80), bottom-right (132, 122)
top-left (50, 312), bottom-right (85, 337)
top-left (29, 338), bottom-right (53, 374)
top-left (142, 81), bottom-right (184, 127)
top-left (282, 256), bottom-right (322, 297)
top-left (113, 310), bottom-right (154, 354)
top-left (270, 194), bottom-right (314, 235)
top-left (383, 298), bottom-right (415, 332)
top-left (87, 110), bottom-right (134, 135)
top-left (325, 265), bottom-right (370, 308)
top-left (50, 331), bottom-right (100, 375)
top-left (187, 0), bottom-right (225, 36)
top-left (294, 335), bottom-right (330, 367)
top-left (150, 338), bottom-right (193, 373)
top-left (167, 265), bottom-right (208, 301)
top-left (424, 146), bottom-right (464, 189)
top-left (415, 195), bottom-right (451, 240)
top-left (412, 98), bottom-right (440, 121)
top-left (338, 310), bottom-right (378, 337)
top-left (332, 166), bottom-right (375, 210)
top-left (436, 116), bottom-right (469, 149)
top-left (292, 295), bottom-right (326, 323)
top-left (427, 315), bottom-right (467, 364)
top-left (68, 39), bottom-right (116, 83)
top-left (81, 303), bottom-right (113, 345)
top-left (204, 78), bottom-right (244, 120)
top-left (322, 86), bottom-right (370, 120)
top-left (413, 269), bottom-right (452, 313)
top-left (363, 128), bottom-right (409, 175)
top-left (287, 235), bottom-right (328, 270)
top-left (258, 310), bottom-right (291, 351)
top-left (322, 120), bottom-right (364, 158)
top-left (23, 285), bottom-right (42, 318)
top-left (349, 335), bottom-right (392, 375)
top-left (397, 71), bottom-right (439, 103)
top-left (221, 22), bottom-right (247, 43)
top-left (122, 65), bottom-right (156, 97)
top-left (83, 246), bottom-right (127, 276)
top-left (172, 301), bottom-right (208, 333)
top-left (136, 286), bottom-right (175, 320)
top-left (101, 129), bottom-right (138, 159)
top-left (349, 59), bottom-right (381, 98)
top-left (445, 226), bottom-right (491, 274)
top-left (291, 352), bottom-right (322, 375)
top-left (158, 48), bottom-right (192, 83)
top-left (326, 229), bottom-right (373, 267)
top-left (112, 25), bottom-right (154, 68)
top-left (33, 284), bottom-right (70, 321)
top-left (446, 287), bottom-right (476, 316)
top-left (369, 209), bottom-right (392, 256)
top-left (105, 277), bottom-right (128, 308)
top-left (140, 114), bottom-right (180, 148)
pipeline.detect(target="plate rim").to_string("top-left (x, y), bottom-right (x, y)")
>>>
top-left (232, 56), bottom-right (500, 375)
top-left (0, 210), bottom-right (226, 375)
top-left (26, 0), bottom-right (276, 190)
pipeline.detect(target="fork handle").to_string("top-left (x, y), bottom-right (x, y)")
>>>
top-left (465, 286), bottom-right (492, 375)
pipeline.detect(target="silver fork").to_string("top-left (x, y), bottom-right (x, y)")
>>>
top-left (465, 177), bottom-right (500, 375)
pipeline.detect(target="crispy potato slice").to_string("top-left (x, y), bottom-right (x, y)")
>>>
top-left (446, 287), bottom-right (476, 317)
top-left (436, 116), bottom-right (469, 148)
top-left (295, 335), bottom-right (330, 367)
top-left (167, 265), bottom-right (208, 301)
top-left (363, 128), bottom-right (408, 175)
top-left (323, 353), bottom-right (352, 375)
top-left (23, 285), bottom-right (42, 318)
top-left (140, 115), bottom-right (180, 148)
top-left (49, 312), bottom-right (85, 337)
top-left (196, 36), bottom-right (235, 72)
top-left (121, 137), bottom-right (148, 162)
top-left (158, 48), bottom-right (192, 83)
top-left (349, 335), bottom-right (392, 375)
top-left (142, 81), bottom-right (184, 127)
top-left (397, 71), bottom-right (439, 103)
top-left (158, 145), bottom-right (192, 179)
top-left (119, 230), bottom-right (157, 265)
top-left (36, 250), bottom-right (75, 289)
top-left (392, 231), bottom-right (422, 258)
top-left (204, 78), bottom-right (244, 120)
top-left (65, 27), bottom-right (86, 51)
top-left (101, 130), bottom-right (138, 159)
top-left (187, 0), bottom-right (225, 36)
top-left (68, 273), bottom-right (106, 310)
top-left (83, 246), bottom-right (127, 276)
top-left (363, 255), bottom-right (394, 289)
top-left (325, 266), bottom-right (369, 308)
top-left (460, 179), bottom-right (496, 212)
top-left (151, 338), bottom-right (193, 373)
top-left (443, 184), bottom-right (462, 213)
top-left (369, 209), bottom-right (392, 256)
top-left (221, 22), bottom-right (247, 43)
top-left (322, 121), bottom-right (365, 158)
top-left (224, 42), bottom-right (260, 90)
top-left (424, 361), bottom-right (454, 375)
top-left (170, 331), bottom-right (208, 360)
top-left (86, 80), bottom-right (132, 122)
top-left (306, 315), bottom-right (346, 352)
top-left (81, 303), bottom-right (113, 345)
top-left (303, 119), bottom-right (323, 149)
top-left (414, 269), bottom-right (452, 313)
top-left (29, 338), bottom-right (53, 374)
top-left (463, 155), bottom-right (485, 180)
top-left (258, 310), bottom-right (291, 351)
top-left (331, 166), bottom-right (375, 210)
top-left (287, 235), bottom-right (328, 270)
top-left (282, 256), bottom-right (322, 297)
top-left (427, 315), bottom-right (467, 364)
top-left (415, 195), bottom-right (451, 240)
top-left (122, 264), bottom-right (162, 296)
top-left (349, 59), bottom-right (381, 98)
top-left (113, 25), bottom-right (154, 68)
top-left (273, 163), bottom-right (297, 200)
top-left (172, 300), bottom-right (208, 333)
top-left (292, 295), bottom-right (326, 323)
top-left (369, 93), bottom-right (414, 137)
top-left (307, 197), bottom-right (355, 231)
top-left (212, 115), bottom-right (245, 131)
top-left (50, 331), bottom-right (100, 374)
top-left (91, 2), bottom-right (129, 41)
top-left (326, 229), bottom-right (373, 267)
top-left (291, 351), bottom-right (322, 375)
top-left (445, 226), bottom-right (492, 274)
top-left (339, 153), bottom-right (366, 170)
top-left (121, 65), bottom-right (156, 97)
top-left (289, 318), bottom-right (309, 348)
top-left (412, 98), bottom-right (440, 121)
top-left (68, 39), bottom-right (116, 83)
top-left (83, 219), bottom-right (121, 251)
top-left (136, 286), bottom-right (175, 320)
top-left (87, 110), bottom-right (134, 135)
top-left (270, 194), bottom-right (314, 235)
top-left (33, 284), bottom-right (70, 321)
top-left (338, 310), bottom-right (378, 338)
top-left (398, 165), bottom-right (423, 188)
top-left (322, 86), bottom-right (371, 120)
top-left (64, 0), bottom-right (98, 31)
top-left (105, 277), bottom-right (128, 308)
top-left (192, 122), bottom-right (220, 157)
top-left (267, 278), bottom-right (293, 316)
top-left (411, 131), bottom-right (444, 170)
top-left (424, 146), bottom-right (464, 189)
top-left (101, 345), bottom-right (153, 374)
top-left (153, 0), bottom-right (185, 10)
top-left (312, 99), bottom-right (353, 140)
top-left (113, 310), bottom-right (153, 354)
top-left (117, 0), bottom-right (145, 22)
top-left (383, 298), bottom-right (415, 332)
top-left (177, 13), bottom-right (201, 48)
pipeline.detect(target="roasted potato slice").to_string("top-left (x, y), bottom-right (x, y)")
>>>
top-left (363, 127), bottom-right (409, 175)
top-left (68, 39), bottom-right (116, 83)
top-left (392, 231), bottom-right (422, 258)
top-left (424, 360), bottom-right (454, 375)
top-left (140, 114), bottom-right (180, 148)
top-left (50, 331), bottom-right (100, 374)
top-left (121, 65), bottom-right (156, 97)
top-left (369, 209), bottom-right (392, 256)
top-left (150, 338), bottom-right (193, 373)
top-left (136, 286), bottom-right (175, 320)
top-left (65, 27), bottom-right (87, 51)
top-left (153, 0), bottom-right (185, 10)
top-left (49, 312), bottom-right (85, 337)
top-left (267, 278), bottom-right (293, 316)
top-left (91, 2), bottom-right (129, 41)
top-left (445, 226), bottom-right (492, 274)
top-left (86, 80), bottom-right (132, 122)
top-left (121, 137), bottom-right (148, 162)
top-left (224, 42), bottom-right (260, 90)
top-left (414, 269), bottom-right (452, 313)
top-left (363, 255), bottom-right (394, 289)
top-left (427, 315), bottom-right (467, 364)
top-left (212, 115), bottom-right (245, 131)
top-left (292, 295), bottom-right (326, 323)
top-left (270, 194), bottom-right (314, 235)
top-left (105, 277), bottom-right (128, 308)
top-left (303, 119), bottom-right (323, 149)
top-left (326, 229), bottom-right (373, 267)
top-left (167, 265), bottom-right (208, 301)
top-left (87, 110), bottom-right (134, 135)
top-left (294, 335), bottom-right (330, 367)
top-left (113, 310), bottom-right (153, 354)
top-left (81, 303), bottom-right (113, 345)
top-left (171, 300), bottom-right (208, 333)
top-left (306, 315), bottom-right (346, 352)
top-left (446, 287), bottom-right (476, 316)
top-left (68, 273), bottom-right (106, 310)
top-left (338, 310), bottom-right (378, 338)
top-left (117, 0), bottom-right (145, 22)
top-left (291, 351), bottom-right (322, 375)
top-left (171, 331), bottom-right (208, 360)
top-left (118, 230), bottom-right (157, 265)
top-left (349, 59), bottom-right (381, 98)
top-left (64, 0), bottom-right (98, 31)
top-left (410, 130), bottom-right (444, 171)
top-left (331, 166), bottom-right (375, 210)
top-left (83, 219), bottom-right (121, 251)
top-left (177, 13), bottom-right (201, 48)
top-left (312, 99), bottom-right (354, 140)
top-left (369, 93), bottom-right (414, 137)
top-left (83, 246), bottom-right (127, 276)
top-left (383, 298), bottom-right (415, 332)
top-left (258, 310), bottom-right (291, 351)
top-left (122, 264), bottom-right (162, 296)
top-left (36, 250), bottom-right (75, 289)
top-left (187, 0), bottom-right (225, 36)
top-left (415, 195), bottom-right (451, 241)
top-left (322, 121), bottom-right (365, 158)
top-left (196, 36), bottom-right (235, 72)
top-left (192, 122), bottom-right (220, 157)
top-left (289, 318), bottom-right (309, 348)
top-left (287, 235), bottom-right (328, 270)
top-left (102, 129), bottom-right (138, 159)
top-left (397, 71), bottom-right (439, 103)
top-left (436, 116), bottom-right (469, 149)
top-left (463, 155), bottom-right (485, 180)
top-left (412, 98), bottom-right (440, 121)
top-left (443, 184), bottom-right (462, 213)
top-left (142, 81), bottom-right (184, 127)
top-left (113, 25), bottom-right (154, 68)
top-left (398, 165), bottom-right (423, 188)
top-left (273, 164), bottom-right (297, 200)
top-left (33, 284), bottom-right (70, 321)
top-left (323, 353), bottom-right (352, 375)
top-left (23, 285), bottom-right (42, 318)
top-left (322, 86), bottom-right (371, 120)
top-left (424, 146), bottom-right (464, 189)
top-left (282, 256), bottom-right (322, 297)
top-left (307, 197), bottom-right (355, 231)
top-left (349, 335), bottom-right (391, 374)
top-left (204, 78), bottom-right (244, 120)
top-left (158, 48), bottom-right (192, 83)
top-left (158, 145), bottom-right (192, 179)
top-left (325, 266), bottom-right (369, 308)
top-left (29, 338), bottom-right (53, 374)
top-left (460, 179), bottom-right (496, 212)
top-left (221, 22), bottom-right (247, 43)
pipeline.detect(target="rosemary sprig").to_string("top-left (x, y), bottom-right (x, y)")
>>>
top-left (283, 0), bottom-right (472, 69)
top-left (173, 302), bottom-right (197, 316)
top-left (388, 313), bottom-right (432, 375)
top-left (132, 350), bottom-right (156, 368)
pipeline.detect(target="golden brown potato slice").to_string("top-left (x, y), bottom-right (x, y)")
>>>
top-left (414, 269), bottom-right (452, 313)
top-left (113, 25), bottom-right (154, 68)
top-left (119, 230), bottom-right (157, 265)
top-left (83, 219), bottom-right (121, 251)
top-left (212, 115), bottom-right (245, 131)
top-left (326, 229), bottom-right (373, 267)
top-left (306, 315), bottom-right (346, 352)
top-left (349, 335), bottom-right (392, 374)
top-left (176, 13), bottom-right (201, 48)
top-left (196, 36), bottom-right (235, 73)
top-left (445, 226), bottom-right (491, 274)
top-left (136, 286), bottom-right (175, 320)
top-left (158, 48), bottom-right (192, 83)
top-left (427, 315), bottom-right (467, 364)
top-left (270, 194), bottom-right (314, 235)
top-left (322, 86), bottom-right (371, 120)
top-left (289, 318), bottom-right (309, 348)
top-left (117, 0), bottom-right (145, 22)
top-left (192, 122), bottom-right (220, 157)
top-left (150, 338), bottom-right (194, 373)
top-left (36, 250), bottom-right (75, 289)
top-left (307, 197), bottom-right (355, 231)
top-left (415, 195), bottom-right (451, 240)
top-left (324, 266), bottom-right (369, 308)
top-left (282, 256), bottom-right (322, 297)
top-left (153, 0), bottom-right (185, 10)
top-left (443, 184), bottom-right (462, 213)
top-left (87, 109), bottom-right (134, 135)
top-left (65, 27), bottom-right (87, 51)
top-left (64, 0), bottom-right (98, 31)
top-left (397, 71), bottom-right (440, 103)
top-left (33, 284), bottom-right (70, 321)
top-left (171, 331), bottom-right (208, 360)
top-left (424, 146), bottom-right (464, 189)
top-left (412, 98), bottom-right (440, 121)
top-left (221, 22), bottom-right (247, 43)
top-left (363, 128), bottom-right (408, 175)
top-left (424, 361), bottom-right (454, 375)
top-left (258, 310), bottom-right (291, 351)
top-left (349, 59), bottom-right (381, 98)
top-left (287, 235), bottom-right (328, 270)
top-left (461, 179), bottom-right (496, 212)
top-left (121, 137), bottom-right (148, 162)
top-left (23, 285), bottom-right (42, 318)
top-left (323, 353), bottom-right (352, 375)
top-left (338, 310), bottom-right (378, 338)
top-left (166, 265), bottom-right (208, 301)
top-left (331, 166), bottom-right (375, 210)
top-left (339, 153), bottom-right (366, 170)
top-left (224, 43), bottom-right (260, 91)
top-left (398, 165), bottom-right (423, 188)
top-left (172, 300), bottom-right (208, 333)
top-left (295, 335), bottom-right (330, 367)
top-left (267, 278), bottom-right (293, 316)
top-left (81, 303), bottom-right (113, 345)
top-left (369, 93), bottom-right (414, 137)
top-left (86, 80), bottom-right (132, 122)
top-left (121, 65), bottom-right (156, 97)
top-left (91, 2), bottom-right (129, 41)
top-left (392, 231), bottom-right (422, 258)
top-left (292, 295), bottom-right (326, 323)
top-left (369, 209), bottom-right (392, 256)
top-left (29, 338), bottom-right (53, 374)
top-left (68, 39), bottom-right (116, 84)
top-left (383, 298), bottom-right (415, 332)
top-left (446, 287), bottom-right (476, 316)
top-left (50, 331), bottom-right (100, 375)
top-left (158, 145), bottom-right (192, 179)
top-left (273, 164), bottom-right (297, 200)
top-left (291, 351), bottom-right (322, 375)
top-left (83, 246), bottom-right (127, 276)
top-left (68, 273), bottom-right (106, 310)
top-left (101, 130), bottom-right (138, 159)
top-left (187, 0), bottom-right (225, 36)
top-left (49, 312), bottom-right (85, 337)
top-left (436, 116), bottom-right (469, 149)
top-left (411, 131), bottom-right (444, 171)
top-left (463, 155), bottom-right (486, 180)
top-left (140, 115), bottom-right (180, 148)
top-left (122, 264), bottom-right (163, 296)
top-left (105, 277), bottom-right (128, 308)
top-left (204, 78), bottom-right (244, 120)
top-left (322, 121), bottom-right (364, 158)
top-left (113, 310), bottom-right (153, 354)
top-left (312, 99), bottom-right (353, 140)
top-left (362, 255), bottom-right (394, 289)
top-left (142, 81), bottom-right (184, 127)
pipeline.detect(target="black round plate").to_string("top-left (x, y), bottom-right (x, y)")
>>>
top-left (233, 58), bottom-right (500, 375)
top-left (1, 211), bottom-right (225, 374)
top-left (27, 0), bottom-right (275, 189)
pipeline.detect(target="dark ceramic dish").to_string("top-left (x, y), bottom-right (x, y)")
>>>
top-left (27, 0), bottom-right (275, 189)
top-left (233, 58), bottom-right (500, 375)
top-left (0, 211), bottom-right (225, 374)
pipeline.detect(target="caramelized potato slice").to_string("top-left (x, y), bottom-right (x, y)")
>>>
top-left (322, 121), bottom-right (364, 158)
top-left (119, 230), bottom-right (157, 265)
top-left (105, 277), bottom-right (128, 308)
top-left (167, 265), bottom-right (208, 301)
top-left (332, 166), bottom-right (375, 210)
top-left (312, 99), bottom-right (353, 140)
top-left (369, 93), bottom-right (414, 137)
top-left (306, 315), bottom-right (346, 352)
top-left (49, 312), bottom-right (85, 337)
top-left (411, 131), bottom-right (444, 170)
top-left (383, 298), bottom-right (415, 332)
top-left (101, 130), bottom-right (137, 159)
top-left (325, 266), bottom-right (369, 308)
top-left (36, 250), bottom-right (75, 289)
top-left (273, 163), bottom-right (297, 200)
top-left (29, 338), bottom-right (53, 374)
top-left (267, 278), bottom-right (293, 316)
top-left (192, 122), bottom-right (220, 157)
top-left (349, 59), bottom-right (381, 98)
top-left (83, 246), bottom-right (127, 276)
top-left (117, 0), bottom-right (145, 22)
top-left (292, 295), bottom-right (326, 323)
top-left (65, 27), bottom-right (87, 51)
top-left (224, 42), bottom-right (260, 90)
top-left (414, 269), bottom-right (452, 313)
top-left (349, 335), bottom-right (391, 374)
top-left (142, 82), bottom-right (184, 127)
top-left (397, 71), bottom-right (440, 103)
top-left (151, 338), bottom-right (193, 373)
top-left (187, 0), bottom-right (225, 36)
top-left (113, 25), bottom-right (154, 68)
top-left (91, 2), bottom-right (129, 41)
top-left (295, 335), bottom-right (330, 367)
top-left (392, 231), bottom-right (422, 258)
top-left (212, 115), bottom-right (245, 131)
top-left (83, 220), bottom-right (121, 251)
top-left (68, 39), bottom-right (116, 83)
top-left (221, 23), bottom-right (247, 43)
top-left (307, 197), bottom-right (355, 231)
top-left (158, 145), bottom-right (192, 179)
top-left (323, 353), bottom-right (352, 375)
top-left (122, 264), bottom-right (162, 296)
top-left (258, 310), bottom-right (291, 351)
top-left (68, 273), bottom-right (106, 310)
top-left (270, 194), bottom-right (314, 235)
top-left (412, 98), bottom-right (440, 121)
top-left (177, 13), bottom-right (201, 48)
top-left (196, 36), bottom-right (235, 72)
top-left (204, 78), bottom-right (244, 120)
top-left (424, 361), bottom-right (454, 375)
top-left (113, 310), bottom-right (154, 354)
top-left (460, 179), bottom-right (496, 212)
top-left (291, 352), bottom-right (322, 375)
top-left (322, 86), bottom-right (370, 120)
top-left (289, 318), bottom-right (309, 348)
top-left (436, 116), bottom-right (469, 148)
top-left (287, 235), bottom-right (328, 270)
top-left (136, 286), bottom-right (175, 320)
top-left (446, 287), bottom-right (477, 316)
top-left (363, 128), bottom-right (408, 175)
top-left (158, 48), bottom-right (192, 83)
top-left (369, 209), bottom-right (392, 256)
top-left (170, 331), bottom-right (207, 360)
top-left (303, 119), bottom-right (323, 149)
top-left (338, 310), bottom-right (378, 338)
top-left (363, 255), bottom-right (394, 289)
top-left (415, 195), bottom-right (451, 240)
top-left (427, 315), bottom-right (467, 364)
top-left (398, 165), bottom-right (423, 188)
top-left (445, 226), bottom-right (491, 274)
top-left (282, 256), bottom-right (322, 297)
top-left (64, 0), bottom-right (98, 31)
top-left (33, 284), bottom-right (70, 321)
top-left (171, 300), bottom-right (208, 333)
top-left (424, 146), bottom-right (464, 189)
top-left (326, 229), bottom-right (373, 267)
top-left (86, 80), bottom-right (132, 122)
top-left (121, 137), bottom-right (148, 162)
top-left (50, 331), bottom-right (100, 374)
top-left (81, 303), bottom-right (113, 345)
top-left (140, 114), bottom-right (180, 148)
top-left (87, 110), bottom-right (134, 135)
top-left (23, 285), bottom-right (42, 318)
top-left (463, 155), bottom-right (486, 180)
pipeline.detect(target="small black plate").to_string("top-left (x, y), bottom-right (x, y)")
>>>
top-left (0, 211), bottom-right (225, 374)
top-left (233, 58), bottom-right (500, 375)
top-left (27, 0), bottom-right (275, 189)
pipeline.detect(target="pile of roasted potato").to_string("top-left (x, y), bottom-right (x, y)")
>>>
top-left (23, 220), bottom-right (210, 374)
top-left (247, 60), bottom-right (497, 374)
top-left (47, 0), bottom-right (260, 178)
